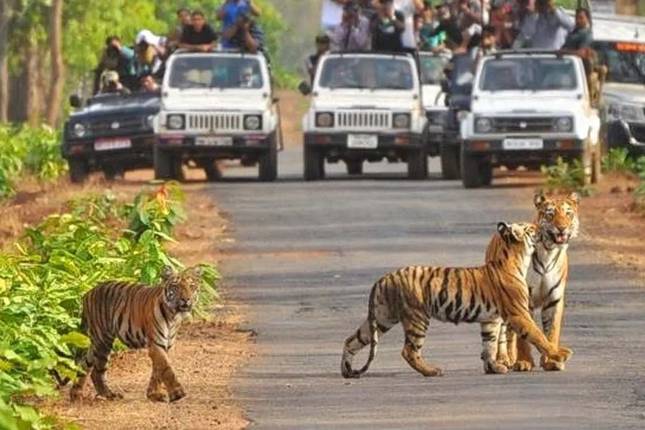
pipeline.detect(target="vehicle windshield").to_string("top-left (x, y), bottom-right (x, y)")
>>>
top-left (593, 41), bottom-right (645, 84)
top-left (318, 57), bottom-right (414, 90)
top-left (168, 56), bottom-right (264, 89)
top-left (479, 57), bottom-right (578, 92)
top-left (419, 55), bottom-right (449, 85)
top-left (86, 92), bottom-right (159, 111)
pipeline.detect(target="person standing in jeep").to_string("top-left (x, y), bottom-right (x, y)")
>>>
top-left (179, 10), bottom-right (218, 52)
top-left (372, 0), bottom-right (406, 52)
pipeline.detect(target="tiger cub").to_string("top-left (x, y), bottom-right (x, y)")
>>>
top-left (484, 191), bottom-right (579, 373)
top-left (341, 222), bottom-right (573, 378)
top-left (70, 266), bottom-right (201, 402)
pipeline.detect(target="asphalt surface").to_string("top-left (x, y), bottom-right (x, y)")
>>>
top-left (213, 148), bottom-right (645, 430)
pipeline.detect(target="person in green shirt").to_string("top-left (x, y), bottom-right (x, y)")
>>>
top-left (562, 7), bottom-right (592, 50)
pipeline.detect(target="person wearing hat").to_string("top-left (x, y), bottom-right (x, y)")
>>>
top-left (306, 34), bottom-right (331, 83)
top-left (331, 2), bottom-right (371, 51)
top-left (99, 70), bottom-right (131, 95)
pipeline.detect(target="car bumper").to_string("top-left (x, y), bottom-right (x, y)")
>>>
top-left (63, 135), bottom-right (156, 168)
top-left (606, 120), bottom-right (645, 155)
top-left (462, 138), bottom-right (585, 163)
top-left (157, 134), bottom-right (273, 158)
top-left (305, 132), bottom-right (423, 149)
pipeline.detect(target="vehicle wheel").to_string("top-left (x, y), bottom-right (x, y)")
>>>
top-left (103, 166), bottom-right (124, 181)
top-left (304, 145), bottom-right (324, 181)
top-left (68, 158), bottom-right (89, 184)
top-left (440, 143), bottom-right (460, 179)
top-left (461, 147), bottom-right (490, 189)
top-left (203, 160), bottom-right (222, 182)
top-left (407, 148), bottom-right (428, 180)
top-left (154, 146), bottom-right (183, 180)
top-left (259, 135), bottom-right (278, 182)
top-left (346, 160), bottom-right (363, 175)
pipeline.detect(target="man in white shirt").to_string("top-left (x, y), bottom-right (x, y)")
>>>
top-left (321, 0), bottom-right (350, 33)
top-left (393, 0), bottom-right (424, 49)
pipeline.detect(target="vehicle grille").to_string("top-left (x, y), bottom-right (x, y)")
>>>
top-left (630, 124), bottom-right (645, 143)
top-left (187, 113), bottom-right (242, 132)
top-left (491, 117), bottom-right (556, 134)
top-left (336, 111), bottom-right (391, 129)
top-left (89, 117), bottom-right (145, 135)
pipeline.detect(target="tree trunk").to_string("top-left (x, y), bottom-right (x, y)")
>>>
top-left (0, 0), bottom-right (17, 123)
top-left (45, 0), bottom-right (64, 126)
top-left (25, 39), bottom-right (41, 126)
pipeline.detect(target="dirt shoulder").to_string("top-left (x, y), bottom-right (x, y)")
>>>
top-left (4, 171), bottom-right (252, 429)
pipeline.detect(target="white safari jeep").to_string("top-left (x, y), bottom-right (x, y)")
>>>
top-left (300, 52), bottom-right (427, 180)
top-left (156, 50), bottom-right (280, 181)
top-left (460, 51), bottom-right (602, 188)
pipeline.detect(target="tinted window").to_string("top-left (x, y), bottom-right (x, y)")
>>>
top-left (169, 56), bottom-right (264, 89)
top-left (318, 57), bottom-right (414, 90)
top-left (479, 57), bottom-right (578, 91)
top-left (593, 41), bottom-right (645, 85)
top-left (419, 55), bottom-right (449, 85)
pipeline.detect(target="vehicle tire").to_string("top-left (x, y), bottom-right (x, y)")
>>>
top-left (68, 158), bottom-right (89, 184)
top-left (304, 145), bottom-right (324, 181)
top-left (440, 143), bottom-right (460, 179)
top-left (407, 147), bottom-right (428, 180)
top-left (203, 160), bottom-right (222, 182)
top-left (346, 160), bottom-right (363, 175)
top-left (103, 166), bottom-right (124, 181)
top-left (460, 147), bottom-right (490, 189)
top-left (154, 146), bottom-right (182, 180)
top-left (259, 135), bottom-right (278, 182)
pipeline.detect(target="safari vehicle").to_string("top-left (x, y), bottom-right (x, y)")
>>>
top-left (62, 92), bottom-right (159, 183)
top-left (300, 52), bottom-right (428, 180)
top-left (155, 50), bottom-right (280, 181)
top-left (418, 52), bottom-right (450, 160)
top-left (592, 13), bottom-right (645, 156)
top-left (460, 51), bottom-right (602, 188)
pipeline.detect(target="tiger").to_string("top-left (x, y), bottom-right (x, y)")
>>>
top-left (482, 191), bottom-right (579, 373)
top-left (70, 266), bottom-right (201, 403)
top-left (341, 222), bottom-right (573, 378)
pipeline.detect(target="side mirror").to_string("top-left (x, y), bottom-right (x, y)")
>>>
top-left (69, 94), bottom-right (82, 108)
top-left (298, 81), bottom-right (312, 96)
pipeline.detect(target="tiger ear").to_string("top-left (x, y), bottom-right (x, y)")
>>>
top-left (567, 192), bottom-right (580, 206)
top-left (497, 222), bottom-right (513, 244)
top-left (533, 190), bottom-right (546, 209)
top-left (161, 265), bottom-right (174, 281)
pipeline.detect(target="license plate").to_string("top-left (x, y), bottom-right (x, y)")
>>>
top-left (428, 125), bottom-right (443, 133)
top-left (502, 138), bottom-right (543, 150)
top-left (94, 138), bottom-right (131, 151)
top-left (347, 134), bottom-right (378, 149)
top-left (196, 136), bottom-right (233, 147)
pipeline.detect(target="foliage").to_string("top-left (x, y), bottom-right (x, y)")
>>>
top-left (541, 157), bottom-right (592, 196)
top-left (602, 148), bottom-right (637, 174)
top-left (0, 183), bottom-right (219, 428)
top-left (0, 125), bottom-right (67, 198)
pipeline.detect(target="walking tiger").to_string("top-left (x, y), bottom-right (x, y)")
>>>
top-left (341, 222), bottom-right (573, 378)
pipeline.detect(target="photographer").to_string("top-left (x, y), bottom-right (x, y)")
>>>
top-left (221, 13), bottom-right (265, 54)
top-left (93, 36), bottom-right (136, 94)
top-left (331, 2), bottom-right (371, 51)
top-left (99, 71), bottom-right (131, 95)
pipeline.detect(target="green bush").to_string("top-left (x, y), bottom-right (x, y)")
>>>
top-left (541, 157), bottom-right (592, 196)
top-left (0, 125), bottom-right (67, 199)
top-left (0, 182), bottom-right (218, 428)
top-left (602, 148), bottom-right (636, 174)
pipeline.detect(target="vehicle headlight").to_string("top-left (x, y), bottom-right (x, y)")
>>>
top-left (553, 117), bottom-right (573, 132)
top-left (475, 117), bottom-right (493, 133)
top-left (393, 113), bottom-right (411, 129)
top-left (315, 112), bottom-right (334, 128)
top-left (608, 103), bottom-right (639, 122)
top-left (167, 114), bottom-right (185, 130)
top-left (73, 123), bottom-right (87, 138)
top-left (244, 115), bottom-right (262, 130)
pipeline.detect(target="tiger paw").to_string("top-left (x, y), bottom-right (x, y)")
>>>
top-left (168, 386), bottom-right (186, 403)
top-left (147, 390), bottom-right (168, 402)
top-left (541, 359), bottom-right (566, 371)
top-left (484, 361), bottom-right (509, 375)
top-left (547, 346), bottom-right (573, 364)
top-left (496, 353), bottom-right (513, 369)
top-left (96, 390), bottom-right (123, 401)
top-left (513, 360), bottom-right (534, 372)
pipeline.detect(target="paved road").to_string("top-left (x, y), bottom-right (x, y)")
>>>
top-left (213, 148), bottom-right (645, 429)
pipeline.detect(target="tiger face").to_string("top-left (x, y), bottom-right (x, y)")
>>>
top-left (534, 192), bottom-right (580, 246)
top-left (497, 222), bottom-right (538, 256)
top-left (161, 266), bottom-right (202, 314)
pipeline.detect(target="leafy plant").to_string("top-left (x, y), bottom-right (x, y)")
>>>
top-left (602, 148), bottom-right (636, 174)
top-left (0, 183), bottom-right (219, 428)
top-left (541, 157), bottom-right (592, 196)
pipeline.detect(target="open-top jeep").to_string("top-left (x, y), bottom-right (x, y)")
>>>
top-left (460, 51), bottom-right (602, 188)
top-left (156, 50), bottom-right (280, 181)
top-left (300, 52), bottom-right (428, 180)
top-left (62, 92), bottom-right (159, 183)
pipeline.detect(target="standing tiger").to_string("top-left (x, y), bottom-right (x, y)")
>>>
top-left (70, 266), bottom-right (201, 402)
top-left (341, 222), bottom-right (573, 378)
top-left (483, 192), bottom-right (579, 373)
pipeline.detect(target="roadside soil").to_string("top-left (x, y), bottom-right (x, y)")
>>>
top-left (2, 170), bottom-right (252, 429)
